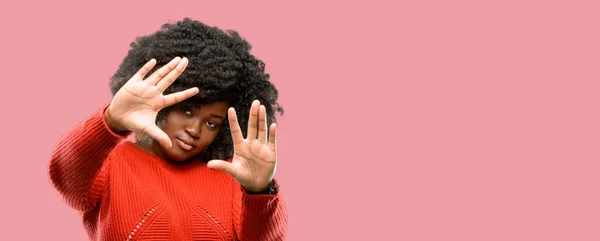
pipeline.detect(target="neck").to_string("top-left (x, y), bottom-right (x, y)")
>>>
top-left (134, 135), bottom-right (167, 160)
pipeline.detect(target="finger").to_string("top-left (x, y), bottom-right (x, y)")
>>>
top-left (162, 87), bottom-right (199, 108)
top-left (228, 108), bottom-right (244, 145)
top-left (207, 160), bottom-right (237, 178)
top-left (257, 105), bottom-right (268, 143)
top-left (156, 57), bottom-right (188, 92)
top-left (246, 100), bottom-right (260, 140)
top-left (268, 123), bottom-right (277, 151)
top-left (142, 124), bottom-right (172, 148)
top-left (145, 57), bottom-right (181, 85)
top-left (132, 59), bottom-right (157, 81)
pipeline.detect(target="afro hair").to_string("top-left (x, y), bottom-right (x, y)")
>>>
top-left (108, 18), bottom-right (283, 161)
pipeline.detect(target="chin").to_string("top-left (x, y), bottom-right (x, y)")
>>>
top-left (168, 156), bottom-right (190, 162)
top-left (164, 152), bottom-right (194, 162)
top-left (163, 143), bottom-right (202, 162)
top-left (156, 148), bottom-right (184, 162)
top-left (164, 149), bottom-right (202, 162)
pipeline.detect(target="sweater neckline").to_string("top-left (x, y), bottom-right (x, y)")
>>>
top-left (121, 141), bottom-right (205, 170)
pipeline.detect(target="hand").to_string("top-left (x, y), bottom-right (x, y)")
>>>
top-left (207, 100), bottom-right (278, 192)
top-left (105, 57), bottom-right (199, 148)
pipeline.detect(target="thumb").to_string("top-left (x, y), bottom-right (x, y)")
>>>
top-left (143, 124), bottom-right (172, 148)
top-left (207, 160), bottom-right (237, 178)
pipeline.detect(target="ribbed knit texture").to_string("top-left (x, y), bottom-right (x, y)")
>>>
top-left (49, 106), bottom-right (288, 241)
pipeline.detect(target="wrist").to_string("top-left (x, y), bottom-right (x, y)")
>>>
top-left (104, 106), bottom-right (128, 134)
top-left (244, 180), bottom-right (277, 195)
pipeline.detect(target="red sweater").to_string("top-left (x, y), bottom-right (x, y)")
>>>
top-left (49, 106), bottom-right (288, 240)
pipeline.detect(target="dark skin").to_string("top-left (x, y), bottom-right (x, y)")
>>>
top-left (135, 101), bottom-right (229, 162)
top-left (105, 57), bottom-right (278, 192)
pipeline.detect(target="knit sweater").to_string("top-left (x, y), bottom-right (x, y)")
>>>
top-left (49, 106), bottom-right (288, 240)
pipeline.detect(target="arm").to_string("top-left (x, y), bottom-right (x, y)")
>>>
top-left (49, 57), bottom-right (196, 212)
top-left (48, 105), bottom-right (128, 212)
top-left (233, 180), bottom-right (288, 241)
top-left (206, 101), bottom-right (288, 240)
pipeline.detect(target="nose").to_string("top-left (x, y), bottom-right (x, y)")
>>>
top-left (185, 120), bottom-right (201, 139)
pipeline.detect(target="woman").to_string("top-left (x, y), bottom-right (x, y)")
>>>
top-left (49, 18), bottom-right (287, 240)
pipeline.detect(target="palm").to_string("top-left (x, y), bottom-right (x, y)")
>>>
top-left (208, 101), bottom-right (279, 193)
top-left (230, 137), bottom-right (276, 192)
top-left (115, 83), bottom-right (162, 132)
top-left (107, 57), bottom-right (199, 148)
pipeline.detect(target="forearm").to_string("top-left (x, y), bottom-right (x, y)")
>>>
top-left (49, 104), bottom-right (127, 211)
top-left (234, 180), bottom-right (288, 240)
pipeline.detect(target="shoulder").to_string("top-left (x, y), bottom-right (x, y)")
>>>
top-left (106, 141), bottom-right (151, 165)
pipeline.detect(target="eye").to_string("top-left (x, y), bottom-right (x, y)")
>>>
top-left (180, 107), bottom-right (193, 116)
top-left (206, 121), bottom-right (219, 129)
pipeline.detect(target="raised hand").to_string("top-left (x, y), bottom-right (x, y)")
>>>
top-left (207, 100), bottom-right (278, 193)
top-left (105, 57), bottom-right (199, 148)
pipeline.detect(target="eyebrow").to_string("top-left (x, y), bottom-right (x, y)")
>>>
top-left (210, 114), bottom-right (225, 119)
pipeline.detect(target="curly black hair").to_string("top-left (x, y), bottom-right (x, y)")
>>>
top-left (108, 18), bottom-right (283, 161)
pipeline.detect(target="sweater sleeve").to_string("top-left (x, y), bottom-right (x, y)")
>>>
top-left (49, 104), bottom-right (128, 212)
top-left (232, 179), bottom-right (288, 241)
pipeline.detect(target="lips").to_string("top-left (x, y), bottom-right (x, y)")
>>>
top-left (175, 136), bottom-right (196, 151)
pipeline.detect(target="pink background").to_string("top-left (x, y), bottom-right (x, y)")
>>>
top-left (1, 0), bottom-right (599, 240)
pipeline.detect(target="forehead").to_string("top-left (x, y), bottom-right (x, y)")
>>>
top-left (191, 101), bottom-right (230, 113)
top-left (206, 101), bottom-right (229, 109)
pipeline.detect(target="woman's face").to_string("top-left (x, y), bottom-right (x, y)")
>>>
top-left (151, 101), bottom-right (230, 161)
